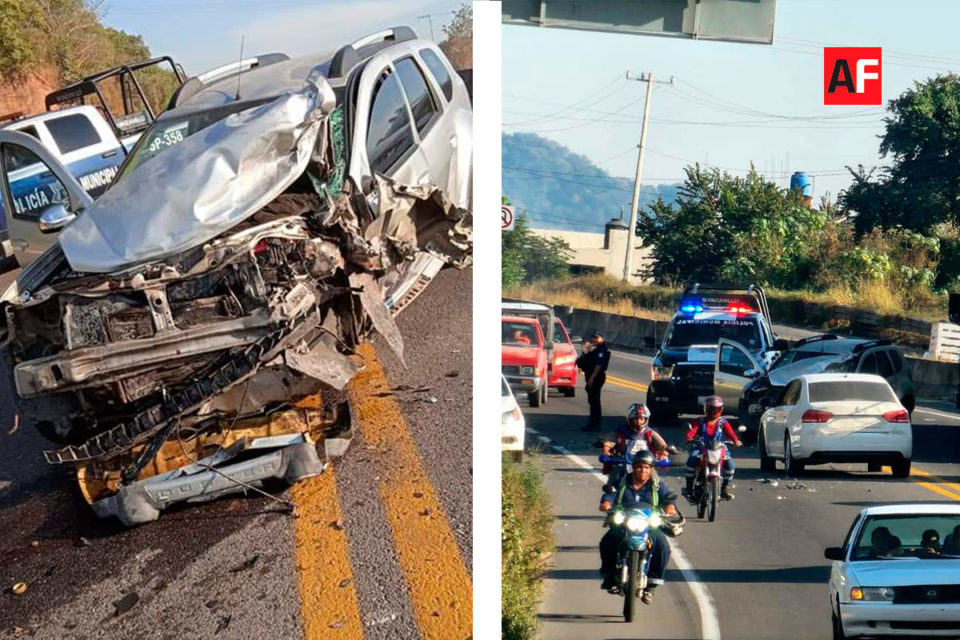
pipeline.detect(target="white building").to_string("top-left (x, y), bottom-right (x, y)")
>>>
top-left (529, 218), bottom-right (654, 284)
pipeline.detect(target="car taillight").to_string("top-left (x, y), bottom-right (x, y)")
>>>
top-left (801, 409), bottom-right (833, 423)
top-left (883, 409), bottom-right (909, 423)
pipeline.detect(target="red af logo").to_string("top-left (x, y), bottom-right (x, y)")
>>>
top-left (824, 47), bottom-right (881, 105)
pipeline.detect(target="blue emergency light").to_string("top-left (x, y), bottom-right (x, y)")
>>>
top-left (679, 299), bottom-right (704, 314)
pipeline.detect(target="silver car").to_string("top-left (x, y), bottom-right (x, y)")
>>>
top-left (0, 27), bottom-right (472, 524)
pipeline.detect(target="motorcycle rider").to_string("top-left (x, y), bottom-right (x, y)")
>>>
top-left (683, 395), bottom-right (742, 502)
top-left (599, 450), bottom-right (678, 604)
top-left (598, 403), bottom-right (673, 488)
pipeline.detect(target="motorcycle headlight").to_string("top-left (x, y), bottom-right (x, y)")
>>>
top-left (706, 449), bottom-right (723, 464)
top-left (850, 587), bottom-right (894, 602)
top-left (626, 514), bottom-right (648, 532)
top-left (520, 366), bottom-right (535, 375)
top-left (649, 513), bottom-right (662, 528)
top-left (611, 511), bottom-right (625, 525)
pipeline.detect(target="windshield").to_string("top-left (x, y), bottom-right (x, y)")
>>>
top-left (117, 98), bottom-right (274, 179)
top-left (502, 321), bottom-right (540, 347)
top-left (665, 318), bottom-right (760, 349)
top-left (852, 514), bottom-right (960, 560)
top-left (808, 380), bottom-right (897, 403)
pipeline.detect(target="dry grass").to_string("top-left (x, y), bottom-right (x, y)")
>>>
top-left (503, 281), bottom-right (673, 321)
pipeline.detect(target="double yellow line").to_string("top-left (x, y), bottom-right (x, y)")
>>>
top-left (292, 344), bottom-right (472, 640)
top-left (606, 374), bottom-right (648, 394)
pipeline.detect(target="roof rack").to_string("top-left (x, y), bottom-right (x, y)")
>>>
top-left (852, 339), bottom-right (892, 353)
top-left (794, 334), bottom-right (840, 348)
top-left (329, 26), bottom-right (417, 79)
top-left (168, 53), bottom-right (290, 109)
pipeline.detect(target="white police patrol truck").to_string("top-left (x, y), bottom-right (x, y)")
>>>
top-left (0, 106), bottom-right (132, 269)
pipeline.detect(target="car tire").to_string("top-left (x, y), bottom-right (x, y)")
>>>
top-left (541, 383), bottom-right (548, 406)
top-left (529, 388), bottom-right (541, 408)
top-left (562, 387), bottom-right (576, 398)
top-left (784, 435), bottom-right (804, 476)
top-left (892, 459), bottom-right (911, 478)
top-left (758, 429), bottom-right (775, 473)
top-left (831, 609), bottom-right (846, 640)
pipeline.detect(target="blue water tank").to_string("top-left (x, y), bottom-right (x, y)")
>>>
top-left (790, 171), bottom-right (813, 197)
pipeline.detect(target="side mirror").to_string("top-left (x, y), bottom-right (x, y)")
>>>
top-left (744, 369), bottom-right (760, 378)
top-left (38, 203), bottom-right (76, 234)
top-left (951, 293), bottom-right (960, 324)
top-left (824, 547), bottom-right (845, 561)
top-left (571, 335), bottom-right (583, 344)
top-left (773, 338), bottom-right (789, 351)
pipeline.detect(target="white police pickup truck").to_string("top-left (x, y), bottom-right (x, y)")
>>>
top-left (0, 106), bottom-right (131, 269)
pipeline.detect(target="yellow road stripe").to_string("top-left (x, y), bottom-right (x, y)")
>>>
top-left (293, 469), bottom-right (365, 639)
top-left (606, 374), bottom-right (648, 393)
top-left (910, 469), bottom-right (960, 501)
top-left (349, 344), bottom-right (472, 639)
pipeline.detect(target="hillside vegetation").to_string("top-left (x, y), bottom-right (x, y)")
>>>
top-left (503, 132), bottom-right (678, 232)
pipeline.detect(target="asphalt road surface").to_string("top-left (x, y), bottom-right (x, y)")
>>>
top-left (527, 346), bottom-right (960, 640)
top-left (0, 266), bottom-right (472, 640)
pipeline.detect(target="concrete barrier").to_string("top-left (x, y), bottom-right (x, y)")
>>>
top-left (555, 305), bottom-right (959, 404)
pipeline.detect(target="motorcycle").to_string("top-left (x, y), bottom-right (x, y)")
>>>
top-left (604, 503), bottom-right (685, 622)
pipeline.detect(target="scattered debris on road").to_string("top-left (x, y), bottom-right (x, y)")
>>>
top-left (11, 582), bottom-right (27, 596)
top-left (112, 591), bottom-right (139, 616)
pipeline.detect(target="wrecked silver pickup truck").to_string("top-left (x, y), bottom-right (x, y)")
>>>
top-left (0, 27), bottom-right (472, 525)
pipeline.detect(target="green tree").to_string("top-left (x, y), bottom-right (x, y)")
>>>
top-left (840, 74), bottom-right (960, 235)
top-left (0, 0), bottom-right (39, 78)
top-left (502, 199), bottom-right (573, 286)
top-left (439, 2), bottom-right (471, 70)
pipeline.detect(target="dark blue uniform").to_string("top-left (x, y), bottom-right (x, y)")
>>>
top-left (586, 343), bottom-right (609, 429)
top-left (599, 478), bottom-right (675, 585)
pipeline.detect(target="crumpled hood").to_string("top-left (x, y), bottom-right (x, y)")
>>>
top-left (768, 355), bottom-right (837, 386)
top-left (59, 76), bottom-right (333, 274)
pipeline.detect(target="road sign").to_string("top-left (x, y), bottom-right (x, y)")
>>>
top-left (502, 205), bottom-right (515, 231)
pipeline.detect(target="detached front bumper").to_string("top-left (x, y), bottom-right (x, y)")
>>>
top-left (841, 601), bottom-right (960, 637)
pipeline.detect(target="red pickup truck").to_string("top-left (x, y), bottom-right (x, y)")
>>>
top-left (501, 315), bottom-right (549, 407)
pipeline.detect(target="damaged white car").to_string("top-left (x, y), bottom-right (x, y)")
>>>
top-left (0, 27), bottom-right (472, 525)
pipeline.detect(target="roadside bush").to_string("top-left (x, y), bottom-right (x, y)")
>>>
top-left (502, 455), bottom-right (554, 640)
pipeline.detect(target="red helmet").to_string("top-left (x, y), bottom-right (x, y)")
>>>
top-left (704, 395), bottom-right (723, 420)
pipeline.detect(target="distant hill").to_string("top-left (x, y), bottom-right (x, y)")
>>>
top-left (503, 132), bottom-right (679, 232)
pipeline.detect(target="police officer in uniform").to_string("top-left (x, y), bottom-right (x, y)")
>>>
top-left (581, 331), bottom-right (610, 432)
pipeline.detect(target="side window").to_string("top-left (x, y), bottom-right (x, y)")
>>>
top-left (859, 353), bottom-right (878, 375)
top-left (419, 48), bottom-right (453, 101)
top-left (553, 320), bottom-right (570, 344)
top-left (45, 114), bottom-right (101, 155)
top-left (719, 344), bottom-right (753, 376)
top-left (876, 351), bottom-right (894, 378)
top-left (0, 143), bottom-right (69, 219)
top-left (888, 349), bottom-right (905, 373)
top-left (394, 57), bottom-right (439, 134)
top-left (367, 70), bottom-right (415, 174)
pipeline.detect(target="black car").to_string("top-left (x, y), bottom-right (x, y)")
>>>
top-left (738, 335), bottom-right (916, 441)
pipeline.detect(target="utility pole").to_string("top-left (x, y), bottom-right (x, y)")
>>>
top-left (418, 13), bottom-right (436, 41)
top-left (622, 71), bottom-right (674, 282)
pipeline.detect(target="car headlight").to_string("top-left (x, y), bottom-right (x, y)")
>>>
top-left (611, 511), bottom-right (625, 525)
top-left (850, 587), bottom-right (894, 601)
top-left (520, 366), bottom-right (535, 375)
top-left (651, 364), bottom-right (674, 380)
top-left (649, 513), bottom-right (662, 528)
top-left (555, 355), bottom-right (576, 366)
top-left (502, 407), bottom-right (523, 424)
top-left (626, 514), bottom-right (648, 532)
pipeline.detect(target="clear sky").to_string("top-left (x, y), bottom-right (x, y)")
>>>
top-left (502, 0), bottom-right (960, 205)
top-left (99, 0), bottom-right (465, 77)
